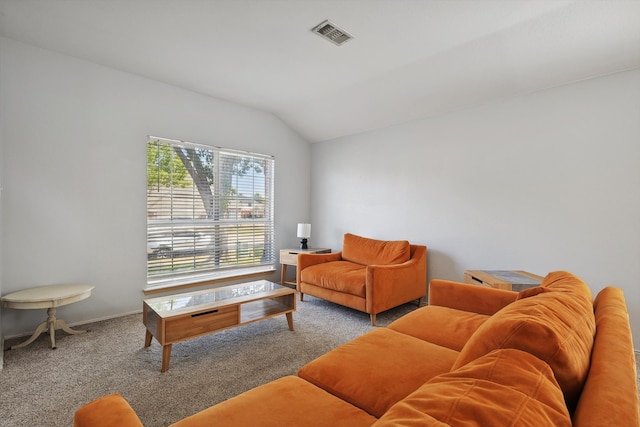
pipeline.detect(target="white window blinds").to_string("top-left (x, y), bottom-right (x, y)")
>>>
top-left (146, 137), bottom-right (275, 288)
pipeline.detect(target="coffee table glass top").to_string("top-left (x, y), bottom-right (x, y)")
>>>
top-left (145, 280), bottom-right (291, 317)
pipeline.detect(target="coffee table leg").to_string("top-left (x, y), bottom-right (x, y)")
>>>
top-left (161, 344), bottom-right (172, 372)
top-left (286, 312), bottom-right (294, 331)
top-left (144, 330), bottom-right (153, 347)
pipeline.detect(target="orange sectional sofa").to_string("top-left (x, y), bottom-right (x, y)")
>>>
top-left (74, 271), bottom-right (639, 426)
top-left (297, 233), bottom-right (427, 325)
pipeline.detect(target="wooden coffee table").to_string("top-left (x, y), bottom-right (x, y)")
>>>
top-left (143, 280), bottom-right (296, 372)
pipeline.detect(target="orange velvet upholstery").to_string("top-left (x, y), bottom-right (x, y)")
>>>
top-left (299, 260), bottom-right (367, 296)
top-left (573, 287), bottom-right (640, 427)
top-left (452, 271), bottom-right (596, 412)
top-left (388, 305), bottom-right (489, 351)
top-left (428, 279), bottom-right (518, 315)
top-left (341, 233), bottom-right (410, 265)
top-left (542, 270), bottom-right (594, 301)
top-left (298, 233), bottom-right (427, 325)
top-left (374, 349), bottom-right (572, 427)
top-left (73, 394), bottom-right (143, 427)
top-left (171, 376), bottom-right (377, 427)
top-left (298, 328), bottom-right (458, 417)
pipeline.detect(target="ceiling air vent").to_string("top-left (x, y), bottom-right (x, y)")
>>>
top-left (311, 20), bottom-right (353, 46)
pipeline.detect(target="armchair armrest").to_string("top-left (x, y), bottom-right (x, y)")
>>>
top-left (74, 394), bottom-right (143, 427)
top-left (297, 251), bottom-right (343, 284)
top-left (428, 279), bottom-right (517, 315)
top-left (365, 245), bottom-right (427, 314)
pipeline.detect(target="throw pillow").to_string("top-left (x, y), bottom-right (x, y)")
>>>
top-left (452, 271), bottom-right (595, 412)
top-left (374, 349), bottom-right (571, 427)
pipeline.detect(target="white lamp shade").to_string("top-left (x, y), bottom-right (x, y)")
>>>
top-left (297, 223), bottom-right (311, 238)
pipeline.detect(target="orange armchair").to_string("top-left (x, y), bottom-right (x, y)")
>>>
top-left (297, 233), bottom-right (427, 325)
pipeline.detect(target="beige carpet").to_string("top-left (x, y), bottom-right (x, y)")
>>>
top-left (0, 295), bottom-right (417, 427)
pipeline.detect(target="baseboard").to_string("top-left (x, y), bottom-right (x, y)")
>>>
top-left (73, 309), bottom-right (143, 327)
top-left (3, 309), bottom-right (143, 341)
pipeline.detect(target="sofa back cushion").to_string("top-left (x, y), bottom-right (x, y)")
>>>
top-left (452, 271), bottom-right (595, 413)
top-left (374, 349), bottom-right (571, 427)
top-left (341, 233), bottom-right (410, 266)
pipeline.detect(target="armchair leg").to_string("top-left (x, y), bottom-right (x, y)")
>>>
top-left (300, 292), bottom-right (304, 301)
top-left (370, 313), bottom-right (376, 326)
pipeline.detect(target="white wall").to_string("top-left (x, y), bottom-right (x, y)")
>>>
top-left (0, 38), bottom-right (311, 337)
top-left (311, 68), bottom-right (640, 346)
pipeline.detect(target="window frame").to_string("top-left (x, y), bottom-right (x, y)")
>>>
top-left (146, 136), bottom-right (276, 290)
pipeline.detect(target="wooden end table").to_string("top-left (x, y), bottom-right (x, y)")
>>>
top-left (464, 270), bottom-right (543, 292)
top-left (1, 284), bottom-right (95, 349)
top-left (143, 280), bottom-right (296, 372)
top-left (280, 248), bottom-right (331, 289)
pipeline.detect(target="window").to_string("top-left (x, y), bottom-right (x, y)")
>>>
top-left (146, 137), bottom-right (275, 288)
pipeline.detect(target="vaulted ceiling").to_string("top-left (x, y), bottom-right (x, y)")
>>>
top-left (1, 0), bottom-right (639, 142)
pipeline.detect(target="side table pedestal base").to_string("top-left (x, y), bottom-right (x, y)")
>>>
top-left (10, 307), bottom-right (88, 350)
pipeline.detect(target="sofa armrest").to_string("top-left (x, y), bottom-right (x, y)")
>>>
top-left (297, 251), bottom-right (343, 284)
top-left (573, 287), bottom-right (640, 427)
top-left (74, 394), bottom-right (143, 427)
top-left (428, 279), bottom-right (517, 315)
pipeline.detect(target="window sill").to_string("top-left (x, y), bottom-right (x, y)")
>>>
top-left (144, 265), bottom-right (276, 295)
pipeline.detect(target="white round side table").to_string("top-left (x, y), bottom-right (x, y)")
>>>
top-left (1, 284), bottom-right (95, 350)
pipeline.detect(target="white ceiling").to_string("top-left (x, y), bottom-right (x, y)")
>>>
top-left (1, 0), bottom-right (639, 142)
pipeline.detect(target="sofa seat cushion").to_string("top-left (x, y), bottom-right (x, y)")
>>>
top-left (300, 261), bottom-right (367, 297)
top-left (388, 305), bottom-right (489, 351)
top-left (298, 328), bottom-right (458, 418)
top-left (342, 233), bottom-right (411, 266)
top-left (453, 271), bottom-right (595, 412)
top-left (373, 349), bottom-right (571, 427)
top-left (170, 376), bottom-right (376, 427)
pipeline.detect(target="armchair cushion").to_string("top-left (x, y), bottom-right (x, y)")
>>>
top-left (342, 233), bottom-right (410, 266)
top-left (300, 261), bottom-right (366, 297)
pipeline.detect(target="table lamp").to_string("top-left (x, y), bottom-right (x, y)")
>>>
top-left (297, 223), bottom-right (311, 249)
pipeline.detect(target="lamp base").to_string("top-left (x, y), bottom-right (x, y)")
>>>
top-left (300, 238), bottom-right (308, 250)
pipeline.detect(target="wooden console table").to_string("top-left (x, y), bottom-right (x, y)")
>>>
top-left (1, 284), bottom-right (94, 349)
top-left (279, 248), bottom-right (331, 289)
top-left (464, 270), bottom-right (543, 292)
